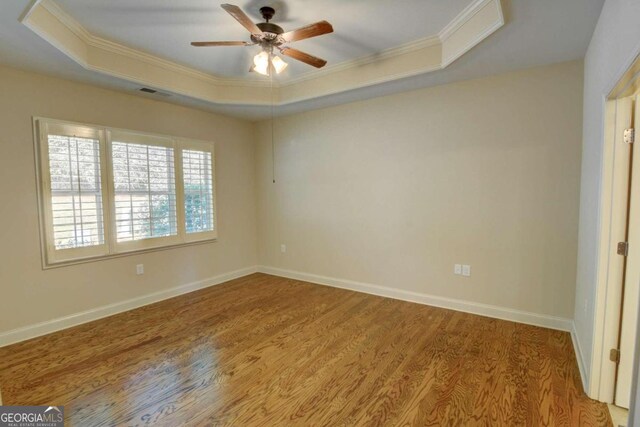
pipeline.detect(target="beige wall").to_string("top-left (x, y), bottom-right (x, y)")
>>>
top-left (0, 60), bottom-right (584, 339)
top-left (0, 65), bottom-right (257, 334)
top-left (257, 61), bottom-right (584, 319)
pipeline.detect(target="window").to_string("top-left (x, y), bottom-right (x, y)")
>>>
top-left (182, 146), bottom-right (215, 237)
top-left (109, 131), bottom-right (182, 252)
top-left (35, 119), bottom-right (217, 265)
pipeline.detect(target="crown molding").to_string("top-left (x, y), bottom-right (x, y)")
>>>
top-left (39, 0), bottom-right (268, 89)
top-left (21, 0), bottom-right (504, 107)
top-left (39, 0), bottom-right (89, 40)
top-left (440, 0), bottom-right (497, 42)
top-left (282, 35), bottom-right (441, 87)
top-left (440, 0), bottom-right (505, 68)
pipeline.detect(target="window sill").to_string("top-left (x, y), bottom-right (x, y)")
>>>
top-left (42, 238), bottom-right (218, 270)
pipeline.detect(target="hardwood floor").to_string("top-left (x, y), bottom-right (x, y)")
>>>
top-left (0, 273), bottom-right (611, 426)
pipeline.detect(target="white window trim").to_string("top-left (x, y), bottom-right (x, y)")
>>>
top-left (107, 129), bottom-right (183, 253)
top-left (179, 138), bottom-right (218, 243)
top-left (34, 117), bottom-right (218, 268)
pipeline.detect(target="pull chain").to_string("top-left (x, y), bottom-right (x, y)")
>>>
top-left (270, 57), bottom-right (275, 184)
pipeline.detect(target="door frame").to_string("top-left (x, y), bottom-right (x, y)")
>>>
top-left (592, 52), bottom-right (640, 402)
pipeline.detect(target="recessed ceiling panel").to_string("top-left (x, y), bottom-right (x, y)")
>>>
top-left (54, 0), bottom-right (473, 78)
top-left (0, 0), bottom-right (605, 119)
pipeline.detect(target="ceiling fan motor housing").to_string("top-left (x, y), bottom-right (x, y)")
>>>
top-left (256, 22), bottom-right (284, 35)
top-left (251, 6), bottom-right (284, 46)
top-left (252, 21), bottom-right (285, 47)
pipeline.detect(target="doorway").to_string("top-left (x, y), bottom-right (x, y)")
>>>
top-left (615, 94), bottom-right (639, 408)
top-left (592, 52), bottom-right (640, 412)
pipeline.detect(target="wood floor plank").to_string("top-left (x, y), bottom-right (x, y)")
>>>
top-left (0, 273), bottom-right (611, 426)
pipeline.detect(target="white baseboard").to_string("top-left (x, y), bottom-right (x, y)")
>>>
top-left (1, 263), bottom-right (580, 380)
top-left (0, 266), bottom-right (258, 348)
top-left (258, 265), bottom-right (574, 332)
top-left (571, 322), bottom-right (589, 392)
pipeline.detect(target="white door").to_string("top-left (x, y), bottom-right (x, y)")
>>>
top-left (616, 94), bottom-right (640, 408)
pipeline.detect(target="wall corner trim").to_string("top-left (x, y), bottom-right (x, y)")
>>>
top-left (571, 321), bottom-right (589, 393)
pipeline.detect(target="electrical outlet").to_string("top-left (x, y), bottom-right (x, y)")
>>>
top-left (462, 265), bottom-right (471, 277)
top-left (136, 264), bottom-right (144, 275)
top-left (454, 264), bottom-right (462, 275)
top-left (280, 244), bottom-right (286, 253)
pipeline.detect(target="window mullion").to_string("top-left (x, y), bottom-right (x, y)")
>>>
top-left (74, 138), bottom-right (85, 245)
top-left (94, 137), bottom-right (105, 245)
top-left (66, 138), bottom-right (79, 246)
top-left (199, 151), bottom-right (205, 231)
top-left (146, 145), bottom-right (153, 238)
top-left (102, 129), bottom-right (115, 255)
top-left (205, 152), bottom-right (212, 229)
top-left (126, 143), bottom-right (135, 240)
top-left (175, 141), bottom-right (186, 241)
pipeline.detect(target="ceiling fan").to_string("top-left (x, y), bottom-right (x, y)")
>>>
top-left (191, 4), bottom-right (334, 76)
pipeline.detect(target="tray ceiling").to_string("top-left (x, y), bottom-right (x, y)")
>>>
top-left (53, 0), bottom-right (474, 79)
top-left (21, 0), bottom-right (505, 107)
top-left (0, 0), bottom-right (605, 119)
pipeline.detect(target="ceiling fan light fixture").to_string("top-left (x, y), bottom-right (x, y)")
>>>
top-left (271, 55), bottom-right (288, 74)
top-left (192, 4), bottom-right (333, 74)
top-left (252, 51), bottom-right (288, 76)
top-left (253, 51), bottom-right (270, 75)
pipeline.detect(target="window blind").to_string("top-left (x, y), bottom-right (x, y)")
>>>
top-left (111, 141), bottom-right (178, 242)
top-left (182, 149), bottom-right (215, 234)
top-left (47, 134), bottom-right (105, 250)
top-left (36, 118), bottom-right (217, 265)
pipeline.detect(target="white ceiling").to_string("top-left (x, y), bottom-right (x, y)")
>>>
top-left (0, 0), bottom-right (605, 120)
top-left (54, 0), bottom-right (473, 78)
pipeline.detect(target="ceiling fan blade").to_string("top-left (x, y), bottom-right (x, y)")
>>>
top-left (221, 4), bottom-right (263, 35)
top-left (281, 21), bottom-right (333, 43)
top-left (280, 47), bottom-right (327, 68)
top-left (191, 41), bottom-right (251, 47)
